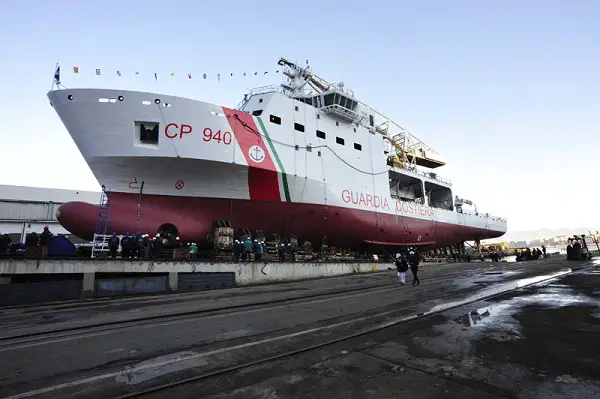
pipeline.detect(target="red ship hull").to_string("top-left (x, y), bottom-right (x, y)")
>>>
top-left (57, 192), bottom-right (503, 249)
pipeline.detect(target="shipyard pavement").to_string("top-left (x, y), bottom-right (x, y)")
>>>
top-left (0, 257), bottom-right (591, 399)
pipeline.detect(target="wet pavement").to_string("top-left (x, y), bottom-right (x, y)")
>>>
top-left (149, 260), bottom-right (600, 399)
top-left (0, 258), bottom-right (595, 399)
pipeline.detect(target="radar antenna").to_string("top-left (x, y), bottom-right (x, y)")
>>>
top-left (277, 57), bottom-right (445, 169)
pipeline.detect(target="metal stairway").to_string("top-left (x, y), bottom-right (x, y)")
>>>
top-left (91, 185), bottom-right (111, 259)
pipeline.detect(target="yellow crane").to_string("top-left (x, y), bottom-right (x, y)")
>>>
top-left (277, 57), bottom-right (445, 169)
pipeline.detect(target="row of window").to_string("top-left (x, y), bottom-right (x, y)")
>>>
top-left (265, 113), bottom-right (362, 151)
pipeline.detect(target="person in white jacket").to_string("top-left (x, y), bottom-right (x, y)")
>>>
top-left (395, 253), bottom-right (409, 285)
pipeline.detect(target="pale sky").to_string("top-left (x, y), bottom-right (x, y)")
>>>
top-left (1, 0), bottom-right (599, 234)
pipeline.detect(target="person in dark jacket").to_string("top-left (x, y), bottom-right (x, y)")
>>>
top-left (232, 239), bottom-right (241, 262)
top-left (395, 253), bottom-right (409, 285)
top-left (39, 226), bottom-right (53, 257)
top-left (25, 232), bottom-right (39, 247)
top-left (121, 233), bottom-right (131, 259)
top-left (135, 233), bottom-right (144, 258)
top-left (152, 234), bottom-right (162, 259)
top-left (0, 233), bottom-right (12, 254)
top-left (278, 243), bottom-right (286, 262)
top-left (108, 232), bottom-right (120, 259)
top-left (408, 248), bottom-right (420, 286)
top-left (253, 240), bottom-right (264, 261)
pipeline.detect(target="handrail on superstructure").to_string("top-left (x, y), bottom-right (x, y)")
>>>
top-left (236, 85), bottom-right (281, 110)
top-left (276, 57), bottom-right (444, 169)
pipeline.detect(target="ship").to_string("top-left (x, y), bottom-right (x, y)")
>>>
top-left (47, 58), bottom-right (507, 251)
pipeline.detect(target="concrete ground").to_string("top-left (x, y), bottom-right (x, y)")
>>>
top-left (0, 258), bottom-right (595, 399)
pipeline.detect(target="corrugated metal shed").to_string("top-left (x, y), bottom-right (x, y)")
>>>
top-left (0, 185), bottom-right (99, 221)
top-left (0, 201), bottom-right (59, 221)
top-left (0, 185), bottom-right (100, 241)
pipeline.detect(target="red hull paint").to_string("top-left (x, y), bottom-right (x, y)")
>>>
top-left (57, 192), bottom-right (504, 249)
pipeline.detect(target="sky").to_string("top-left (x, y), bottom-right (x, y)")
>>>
top-left (1, 0), bottom-right (599, 234)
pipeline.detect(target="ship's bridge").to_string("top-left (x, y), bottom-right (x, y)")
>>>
top-left (291, 88), bottom-right (359, 124)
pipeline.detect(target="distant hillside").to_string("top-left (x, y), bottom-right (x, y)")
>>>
top-left (490, 227), bottom-right (599, 243)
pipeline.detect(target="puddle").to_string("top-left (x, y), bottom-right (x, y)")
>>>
top-left (459, 305), bottom-right (504, 327)
top-left (429, 274), bottom-right (600, 353)
top-left (428, 268), bottom-right (571, 314)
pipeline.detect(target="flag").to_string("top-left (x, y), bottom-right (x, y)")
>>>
top-left (117, 70), bottom-right (121, 76)
top-left (54, 65), bottom-right (60, 85)
top-left (243, 72), bottom-right (246, 76)
top-left (217, 73), bottom-right (220, 81)
top-left (96, 69), bottom-right (101, 75)
top-left (73, 66), bottom-right (79, 74)
top-left (264, 71), bottom-right (268, 74)
top-left (254, 72), bottom-right (257, 75)
top-left (170, 73), bottom-right (175, 77)
top-left (230, 73), bottom-right (233, 77)
top-left (154, 73), bottom-right (157, 81)
top-left (135, 72), bottom-right (139, 75)
top-left (203, 73), bottom-right (206, 79)
top-left (188, 73), bottom-right (192, 79)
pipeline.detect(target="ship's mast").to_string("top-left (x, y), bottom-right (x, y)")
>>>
top-left (277, 57), bottom-right (445, 169)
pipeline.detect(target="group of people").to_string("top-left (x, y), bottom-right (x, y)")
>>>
top-left (232, 237), bottom-right (266, 262)
top-left (394, 248), bottom-right (421, 286)
top-left (107, 232), bottom-right (198, 260)
top-left (515, 246), bottom-right (546, 261)
top-left (22, 226), bottom-right (54, 257)
top-left (231, 237), bottom-right (299, 262)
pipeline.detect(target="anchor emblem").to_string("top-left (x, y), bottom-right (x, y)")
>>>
top-left (248, 145), bottom-right (265, 163)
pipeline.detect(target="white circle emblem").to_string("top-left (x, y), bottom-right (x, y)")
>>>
top-left (248, 145), bottom-right (265, 163)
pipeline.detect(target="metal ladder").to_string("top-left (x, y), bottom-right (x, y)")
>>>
top-left (91, 185), bottom-right (111, 259)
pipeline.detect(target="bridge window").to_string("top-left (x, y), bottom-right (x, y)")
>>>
top-left (295, 106), bottom-right (299, 111)
top-left (252, 110), bottom-right (263, 116)
top-left (336, 121), bottom-right (340, 126)
top-left (316, 114), bottom-right (320, 119)
top-left (316, 130), bottom-right (326, 139)
top-left (294, 123), bottom-right (305, 132)
top-left (270, 115), bottom-right (281, 125)
top-left (336, 137), bottom-right (345, 145)
top-left (354, 143), bottom-right (362, 151)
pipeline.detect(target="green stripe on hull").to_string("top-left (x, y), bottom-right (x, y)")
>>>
top-left (256, 117), bottom-right (291, 203)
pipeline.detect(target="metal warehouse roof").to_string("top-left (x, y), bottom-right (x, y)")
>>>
top-left (0, 185), bottom-right (99, 204)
